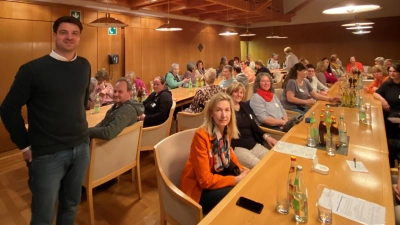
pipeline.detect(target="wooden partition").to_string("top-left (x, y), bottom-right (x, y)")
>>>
top-left (0, 0), bottom-right (240, 153)
top-left (243, 16), bottom-right (400, 67)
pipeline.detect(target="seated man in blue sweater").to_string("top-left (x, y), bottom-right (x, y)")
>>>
top-left (89, 78), bottom-right (144, 140)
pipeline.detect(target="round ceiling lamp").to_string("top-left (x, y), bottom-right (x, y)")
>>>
top-left (155, 0), bottom-right (182, 31)
top-left (353, 30), bottom-right (371, 34)
top-left (346, 25), bottom-right (373, 30)
top-left (323, 0), bottom-right (381, 14)
top-left (220, 28), bottom-right (238, 36)
top-left (342, 15), bottom-right (374, 26)
top-left (155, 20), bottom-right (182, 31)
top-left (239, 29), bottom-right (257, 36)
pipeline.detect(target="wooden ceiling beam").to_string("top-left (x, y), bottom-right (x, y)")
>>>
top-left (130, 0), bottom-right (169, 10)
top-left (207, 0), bottom-right (254, 12)
top-left (286, 0), bottom-right (315, 14)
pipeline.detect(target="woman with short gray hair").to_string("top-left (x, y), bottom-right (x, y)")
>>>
top-left (165, 63), bottom-right (190, 90)
top-left (375, 57), bottom-right (385, 66)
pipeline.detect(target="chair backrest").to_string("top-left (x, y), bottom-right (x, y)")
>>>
top-left (140, 101), bottom-right (176, 151)
top-left (274, 72), bottom-right (283, 83)
top-left (154, 128), bottom-right (202, 225)
top-left (86, 121), bottom-right (143, 187)
top-left (177, 102), bottom-right (208, 132)
top-left (243, 82), bottom-right (255, 102)
top-left (275, 88), bottom-right (283, 100)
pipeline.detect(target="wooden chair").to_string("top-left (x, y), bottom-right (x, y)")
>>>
top-left (177, 101), bottom-right (208, 132)
top-left (273, 71), bottom-right (283, 83)
top-left (243, 82), bottom-right (255, 102)
top-left (140, 101), bottom-right (176, 151)
top-left (154, 128), bottom-right (202, 225)
top-left (259, 125), bottom-right (286, 141)
top-left (83, 121), bottom-right (143, 225)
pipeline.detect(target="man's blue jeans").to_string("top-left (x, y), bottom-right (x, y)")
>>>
top-left (28, 140), bottom-right (90, 225)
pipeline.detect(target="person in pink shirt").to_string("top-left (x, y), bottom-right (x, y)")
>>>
top-left (322, 58), bottom-right (338, 85)
top-left (95, 69), bottom-right (114, 106)
top-left (125, 71), bottom-right (149, 95)
top-left (240, 60), bottom-right (255, 83)
top-left (346, 56), bottom-right (364, 73)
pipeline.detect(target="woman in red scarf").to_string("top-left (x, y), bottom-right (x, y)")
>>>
top-left (249, 73), bottom-right (288, 130)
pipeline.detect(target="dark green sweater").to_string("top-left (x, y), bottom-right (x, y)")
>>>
top-left (0, 55), bottom-right (91, 157)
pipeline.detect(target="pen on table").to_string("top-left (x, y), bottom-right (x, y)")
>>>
top-left (353, 158), bottom-right (357, 168)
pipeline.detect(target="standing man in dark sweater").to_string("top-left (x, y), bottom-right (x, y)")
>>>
top-left (0, 16), bottom-right (91, 225)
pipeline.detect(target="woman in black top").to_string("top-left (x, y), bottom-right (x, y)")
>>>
top-left (226, 82), bottom-right (277, 169)
top-left (138, 76), bottom-right (173, 127)
top-left (374, 63), bottom-right (400, 166)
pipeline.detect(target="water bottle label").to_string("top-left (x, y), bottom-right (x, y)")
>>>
top-left (339, 132), bottom-right (347, 143)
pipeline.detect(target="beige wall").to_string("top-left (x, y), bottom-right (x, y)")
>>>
top-left (243, 16), bottom-right (400, 67)
top-left (0, 0), bottom-right (240, 153)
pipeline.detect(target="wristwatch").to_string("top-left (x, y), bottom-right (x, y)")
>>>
top-left (263, 134), bottom-right (271, 140)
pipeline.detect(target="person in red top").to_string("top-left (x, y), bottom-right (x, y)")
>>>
top-left (346, 56), bottom-right (364, 73)
top-left (364, 65), bottom-right (389, 94)
top-left (179, 92), bottom-right (249, 214)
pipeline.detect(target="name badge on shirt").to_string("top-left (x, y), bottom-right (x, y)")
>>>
top-left (275, 103), bottom-right (279, 107)
top-left (299, 88), bottom-right (305, 93)
top-left (151, 103), bottom-right (156, 107)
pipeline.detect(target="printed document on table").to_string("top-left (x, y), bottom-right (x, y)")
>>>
top-left (330, 189), bottom-right (385, 225)
top-left (346, 160), bottom-right (369, 173)
top-left (272, 141), bottom-right (316, 159)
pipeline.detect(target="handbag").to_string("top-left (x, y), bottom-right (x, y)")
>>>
top-left (282, 114), bottom-right (304, 132)
top-left (215, 161), bottom-right (241, 176)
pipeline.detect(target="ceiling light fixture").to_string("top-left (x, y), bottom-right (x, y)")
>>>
top-left (353, 30), bottom-right (371, 34)
top-left (155, 0), bottom-right (182, 31)
top-left (219, 0), bottom-right (237, 36)
top-left (239, 1), bottom-right (256, 36)
top-left (266, 26), bottom-right (279, 38)
top-left (89, 1), bottom-right (128, 28)
top-left (323, 0), bottom-right (381, 14)
top-left (342, 16), bottom-right (374, 26)
top-left (346, 25), bottom-right (373, 30)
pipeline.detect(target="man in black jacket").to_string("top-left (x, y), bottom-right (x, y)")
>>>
top-left (89, 78), bottom-right (144, 140)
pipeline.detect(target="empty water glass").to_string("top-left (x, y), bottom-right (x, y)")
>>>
top-left (276, 177), bottom-right (289, 214)
top-left (316, 184), bottom-right (332, 224)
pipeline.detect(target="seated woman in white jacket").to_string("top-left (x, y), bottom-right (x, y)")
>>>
top-left (306, 64), bottom-right (329, 96)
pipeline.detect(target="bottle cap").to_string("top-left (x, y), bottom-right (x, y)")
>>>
top-left (291, 156), bottom-right (296, 161)
top-left (312, 155), bottom-right (329, 175)
top-left (296, 165), bottom-right (303, 171)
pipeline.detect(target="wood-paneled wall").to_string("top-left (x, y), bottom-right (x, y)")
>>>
top-left (243, 16), bottom-right (400, 67)
top-left (0, 0), bottom-right (240, 153)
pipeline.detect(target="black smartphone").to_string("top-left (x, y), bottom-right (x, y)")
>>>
top-left (305, 118), bottom-right (311, 123)
top-left (236, 196), bottom-right (264, 214)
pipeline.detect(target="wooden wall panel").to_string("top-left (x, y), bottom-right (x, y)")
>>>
top-left (243, 16), bottom-right (400, 67)
top-left (0, 1), bottom-right (240, 153)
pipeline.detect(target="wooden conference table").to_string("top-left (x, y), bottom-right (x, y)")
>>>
top-left (199, 84), bottom-right (394, 225)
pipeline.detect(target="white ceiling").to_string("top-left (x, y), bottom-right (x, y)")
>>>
top-left (33, 0), bottom-right (400, 28)
top-left (254, 0), bottom-right (400, 28)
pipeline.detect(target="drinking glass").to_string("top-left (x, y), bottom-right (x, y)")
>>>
top-left (326, 137), bottom-right (336, 156)
top-left (276, 178), bottom-right (289, 214)
top-left (306, 126), bottom-right (316, 147)
top-left (316, 184), bottom-right (332, 224)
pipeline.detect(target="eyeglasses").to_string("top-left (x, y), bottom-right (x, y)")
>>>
top-left (307, 70), bottom-right (315, 73)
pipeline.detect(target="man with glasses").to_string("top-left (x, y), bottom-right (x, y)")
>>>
top-left (306, 64), bottom-right (329, 95)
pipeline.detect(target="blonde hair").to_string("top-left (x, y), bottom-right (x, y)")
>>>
top-left (226, 81), bottom-right (245, 96)
top-left (316, 61), bottom-right (327, 73)
top-left (201, 92), bottom-right (239, 139)
top-left (204, 68), bottom-right (217, 85)
top-left (371, 65), bottom-right (388, 77)
top-left (284, 47), bottom-right (292, 53)
top-left (125, 71), bottom-right (136, 81)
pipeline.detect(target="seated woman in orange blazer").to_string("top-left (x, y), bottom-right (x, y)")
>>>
top-left (364, 65), bottom-right (389, 94)
top-left (179, 92), bottom-right (249, 215)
